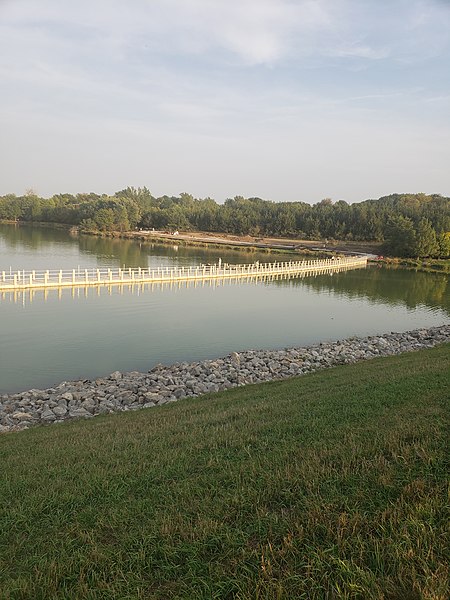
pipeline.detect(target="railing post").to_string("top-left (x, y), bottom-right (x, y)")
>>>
top-left (0, 257), bottom-right (369, 292)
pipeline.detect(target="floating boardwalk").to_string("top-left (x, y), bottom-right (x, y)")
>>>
top-left (0, 257), bottom-right (367, 295)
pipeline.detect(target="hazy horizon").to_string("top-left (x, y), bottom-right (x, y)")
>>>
top-left (1, 187), bottom-right (448, 207)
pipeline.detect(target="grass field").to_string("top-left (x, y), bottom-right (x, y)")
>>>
top-left (1, 345), bottom-right (449, 599)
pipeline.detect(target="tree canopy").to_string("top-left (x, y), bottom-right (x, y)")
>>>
top-left (0, 189), bottom-right (448, 258)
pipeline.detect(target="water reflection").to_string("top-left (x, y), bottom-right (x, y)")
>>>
top-left (1, 223), bottom-right (449, 317)
top-left (77, 234), bottom-right (275, 268)
top-left (1, 223), bottom-right (449, 394)
top-left (1, 223), bottom-right (273, 270)
top-left (1, 267), bottom-right (361, 305)
top-left (279, 266), bottom-right (449, 315)
top-left (0, 222), bottom-right (78, 249)
top-left (2, 263), bottom-right (448, 318)
top-left (77, 235), bottom-right (149, 268)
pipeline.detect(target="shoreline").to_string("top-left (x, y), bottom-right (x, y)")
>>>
top-left (1, 324), bottom-right (449, 433)
top-left (3, 220), bottom-right (449, 273)
top-left (82, 228), bottom-right (382, 258)
top-left (0, 219), bottom-right (381, 256)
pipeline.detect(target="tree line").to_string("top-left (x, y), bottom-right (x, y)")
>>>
top-left (0, 188), bottom-right (449, 258)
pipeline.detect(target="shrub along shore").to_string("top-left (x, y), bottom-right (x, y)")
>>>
top-left (1, 341), bottom-right (449, 598)
top-left (1, 324), bottom-right (449, 433)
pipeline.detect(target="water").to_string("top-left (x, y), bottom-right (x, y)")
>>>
top-left (1, 223), bottom-right (448, 394)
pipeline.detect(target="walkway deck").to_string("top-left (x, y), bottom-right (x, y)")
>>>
top-left (0, 256), bottom-right (368, 293)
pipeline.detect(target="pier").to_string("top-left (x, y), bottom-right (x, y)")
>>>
top-left (0, 256), bottom-right (368, 293)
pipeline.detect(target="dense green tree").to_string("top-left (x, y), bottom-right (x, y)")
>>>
top-left (0, 194), bottom-right (22, 220)
top-left (414, 218), bottom-right (439, 257)
top-left (1, 189), bottom-right (449, 257)
top-left (115, 186), bottom-right (154, 212)
top-left (383, 216), bottom-right (417, 257)
top-left (140, 207), bottom-right (165, 229)
top-left (91, 208), bottom-right (116, 232)
top-left (437, 232), bottom-right (450, 257)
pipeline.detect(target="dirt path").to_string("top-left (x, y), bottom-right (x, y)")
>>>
top-left (132, 229), bottom-right (382, 255)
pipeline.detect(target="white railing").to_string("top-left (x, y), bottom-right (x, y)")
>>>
top-left (0, 257), bottom-right (368, 291)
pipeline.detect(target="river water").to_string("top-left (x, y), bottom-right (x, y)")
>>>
top-left (0, 223), bottom-right (448, 394)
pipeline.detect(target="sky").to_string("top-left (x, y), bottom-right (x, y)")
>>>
top-left (0, 0), bottom-right (449, 204)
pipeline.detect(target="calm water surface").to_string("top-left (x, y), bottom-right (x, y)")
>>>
top-left (1, 224), bottom-right (448, 393)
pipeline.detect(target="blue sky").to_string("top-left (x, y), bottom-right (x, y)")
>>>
top-left (1, 0), bottom-right (449, 203)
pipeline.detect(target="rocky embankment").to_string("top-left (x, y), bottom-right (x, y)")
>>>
top-left (1, 325), bottom-right (449, 433)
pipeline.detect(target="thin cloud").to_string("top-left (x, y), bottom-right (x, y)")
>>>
top-left (0, 0), bottom-right (449, 200)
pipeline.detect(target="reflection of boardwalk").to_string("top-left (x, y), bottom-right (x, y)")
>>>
top-left (0, 257), bottom-right (367, 294)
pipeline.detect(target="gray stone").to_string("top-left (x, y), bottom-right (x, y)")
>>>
top-left (230, 352), bottom-right (240, 366)
top-left (68, 407), bottom-right (92, 418)
top-left (81, 398), bottom-right (97, 413)
top-left (41, 409), bottom-right (56, 421)
top-left (12, 412), bottom-right (34, 421)
top-left (1, 325), bottom-right (449, 433)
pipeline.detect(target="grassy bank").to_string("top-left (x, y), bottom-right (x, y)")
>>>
top-left (381, 257), bottom-right (450, 274)
top-left (1, 346), bottom-right (449, 599)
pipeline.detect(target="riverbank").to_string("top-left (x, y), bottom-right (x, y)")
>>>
top-left (1, 219), bottom-right (380, 256)
top-left (382, 256), bottom-right (450, 274)
top-left (1, 324), bottom-right (448, 433)
top-left (83, 229), bottom-right (450, 272)
top-left (1, 344), bottom-right (448, 599)
top-left (87, 227), bottom-right (382, 257)
top-left (4, 220), bottom-right (449, 272)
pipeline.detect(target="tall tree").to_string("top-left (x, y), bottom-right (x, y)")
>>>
top-left (383, 216), bottom-right (417, 257)
top-left (437, 232), bottom-right (450, 257)
top-left (415, 218), bottom-right (439, 257)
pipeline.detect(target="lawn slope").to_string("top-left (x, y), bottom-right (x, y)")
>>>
top-left (1, 345), bottom-right (449, 599)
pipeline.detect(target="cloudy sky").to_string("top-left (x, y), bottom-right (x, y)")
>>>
top-left (1, 0), bottom-right (449, 203)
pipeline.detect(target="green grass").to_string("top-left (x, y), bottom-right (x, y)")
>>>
top-left (382, 258), bottom-right (450, 274)
top-left (1, 346), bottom-right (449, 599)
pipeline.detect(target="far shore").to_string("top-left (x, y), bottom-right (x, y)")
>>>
top-left (0, 219), bottom-right (381, 253)
top-left (2, 220), bottom-right (449, 272)
top-left (89, 227), bottom-right (383, 256)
